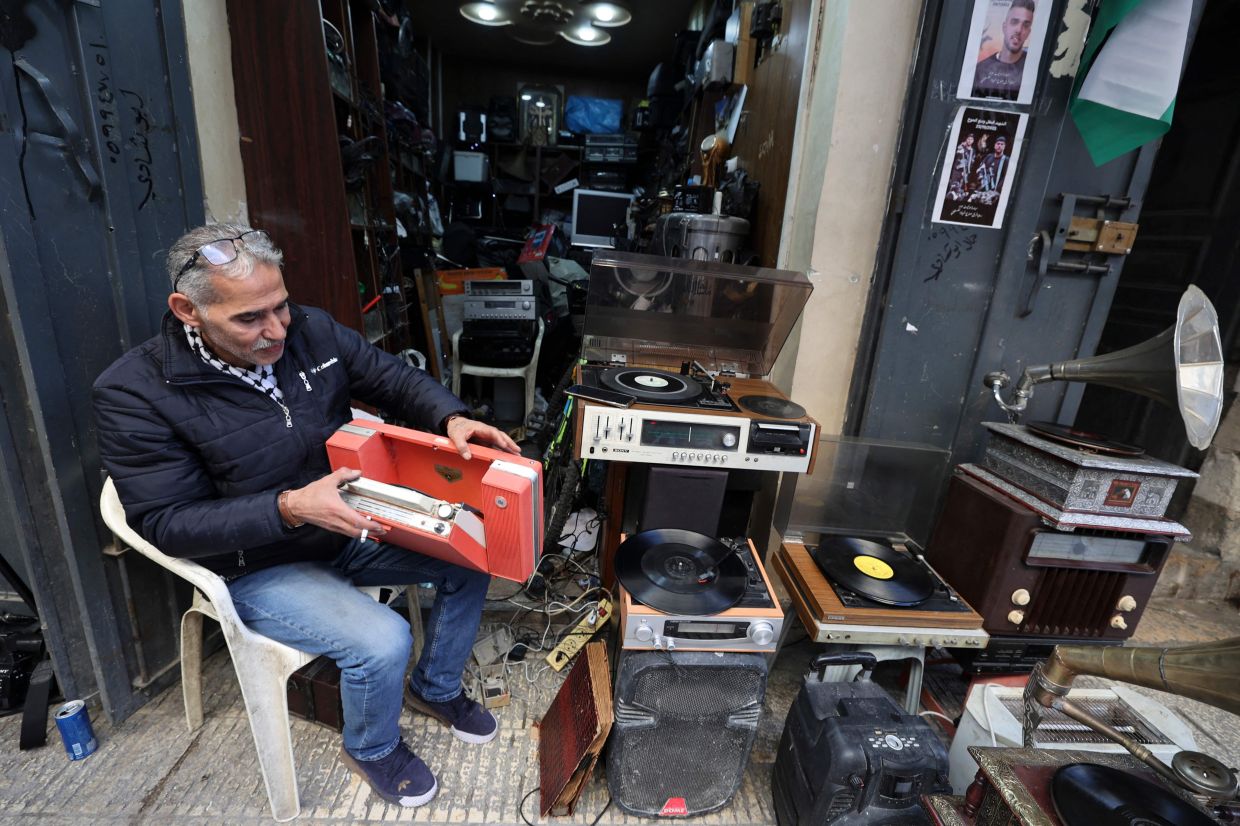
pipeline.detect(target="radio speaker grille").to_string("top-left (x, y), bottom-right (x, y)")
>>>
top-left (606, 650), bottom-right (767, 817)
top-left (1025, 568), bottom-right (1126, 636)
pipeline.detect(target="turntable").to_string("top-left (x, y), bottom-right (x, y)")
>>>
top-left (922, 747), bottom-right (1218, 825)
top-left (770, 436), bottom-right (988, 714)
top-left (614, 530), bottom-right (784, 654)
top-left (772, 435), bottom-right (987, 648)
top-left (572, 252), bottom-right (819, 474)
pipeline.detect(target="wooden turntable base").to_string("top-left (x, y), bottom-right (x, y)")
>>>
top-left (777, 541), bottom-right (985, 630)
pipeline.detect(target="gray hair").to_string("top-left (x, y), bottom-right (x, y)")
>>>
top-left (166, 222), bottom-right (284, 307)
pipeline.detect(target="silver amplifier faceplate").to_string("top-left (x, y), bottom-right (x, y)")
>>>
top-left (575, 404), bottom-right (814, 473)
top-left (622, 610), bottom-right (783, 654)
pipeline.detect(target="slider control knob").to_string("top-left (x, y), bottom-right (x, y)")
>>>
top-left (722, 433), bottom-right (738, 448)
top-left (1111, 615), bottom-right (1128, 631)
top-left (1011, 588), bottom-right (1031, 606)
top-left (1007, 610), bottom-right (1025, 626)
top-left (749, 621), bottom-right (775, 646)
top-left (1116, 595), bottom-right (1137, 612)
top-left (634, 624), bottom-right (653, 642)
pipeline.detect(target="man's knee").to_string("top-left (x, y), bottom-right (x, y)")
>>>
top-left (360, 607), bottom-right (413, 669)
top-left (442, 566), bottom-right (490, 598)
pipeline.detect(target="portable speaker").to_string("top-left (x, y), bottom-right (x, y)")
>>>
top-left (607, 650), bottom-right (768, 817)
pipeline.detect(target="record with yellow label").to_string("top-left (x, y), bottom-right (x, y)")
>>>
top-left (810, 536), bottom-right (934, 607)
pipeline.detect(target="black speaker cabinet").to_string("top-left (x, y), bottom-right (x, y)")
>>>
top-left (607, 649), bottom-right (768, 817)
top-left (638, 466), bottom-right (727, 537)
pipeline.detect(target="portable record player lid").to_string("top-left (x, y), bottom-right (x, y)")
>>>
top-left (773, 435), bottom-right (952, 550)
top-left (582, 251), bottom-right (812, 376)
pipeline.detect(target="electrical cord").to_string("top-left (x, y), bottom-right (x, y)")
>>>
top-left (518, 786), bottom-right (613, 826)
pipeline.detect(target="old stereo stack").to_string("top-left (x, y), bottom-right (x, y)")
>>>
top-left (571, 252), bottom-right (818, 818)
top-left (458, 279), bottom-right (538, 367)
top-left (607, 528), bottom-right (779, 818)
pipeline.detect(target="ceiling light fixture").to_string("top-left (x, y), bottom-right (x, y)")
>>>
top-left (584, 3), bottom-right (631, 26)
top-left (460, 2), bottom-right (510, 26)
top-left (561, 24), bottom-right (610, 47)
top-left (458, 0), bottom-right (630, 47)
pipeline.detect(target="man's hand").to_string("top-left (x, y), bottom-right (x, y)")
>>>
top-left (283, 467), bottom-right (388, 541)
top-left (446, 416), bottom-right (520, 460)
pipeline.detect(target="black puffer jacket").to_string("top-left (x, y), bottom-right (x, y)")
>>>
top-left (92, 303), bottom-right (468, 578)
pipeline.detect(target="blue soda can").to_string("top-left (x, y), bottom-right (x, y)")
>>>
top-left (54, 700), bottom-right (98, 760)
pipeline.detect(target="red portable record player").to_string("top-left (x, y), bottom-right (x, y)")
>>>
top-left (326, 420), bottom-right (543, 582)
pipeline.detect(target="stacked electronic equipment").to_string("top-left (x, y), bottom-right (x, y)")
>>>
top-left (458, 279), bottom-right (538, 368)
top-left (926, 285), bottom-right (1225, 672)
top-left (570, 252), bottom-right (817, 818)
top-left (768, 438), bottom-right (979, 825)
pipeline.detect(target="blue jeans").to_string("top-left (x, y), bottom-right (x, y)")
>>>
top-left (228, 539), bottom-right (491, 760)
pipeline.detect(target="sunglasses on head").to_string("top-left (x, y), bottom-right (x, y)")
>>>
top-left (173, 229), bottom-right (271, 293)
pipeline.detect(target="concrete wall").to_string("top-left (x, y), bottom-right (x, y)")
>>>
top-left (775, 1), bottom-right (920, 432)
top-left (182, 0), bottom-right (248, 223)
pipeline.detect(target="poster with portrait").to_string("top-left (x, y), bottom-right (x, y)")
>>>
top-left (957, 0), bottom-right (1050, 105)
top-left (932, 107), bottom-right (1027, 229)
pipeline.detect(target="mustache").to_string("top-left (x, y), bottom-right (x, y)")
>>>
top-left (252, 338), bottom-right (281, 351)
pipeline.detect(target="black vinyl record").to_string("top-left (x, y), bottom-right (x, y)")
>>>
top-left (811, 536), bottom-right (934, 607)
top-left (738, 395), bottom-right (806, 419)
top-left (600, 367), bottom-right (703, 403)
top-left (615, 529), bottom-right (746, 615)
top-left (1027, 421), bottom-right (1146, 457)
top-left (1052, 763), bottom-right (1216, 826)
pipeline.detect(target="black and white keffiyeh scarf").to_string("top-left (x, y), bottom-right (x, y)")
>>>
top-left (183, 323), bottom-right (287, 413)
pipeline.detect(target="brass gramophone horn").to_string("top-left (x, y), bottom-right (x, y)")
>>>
top-left (985, 285), bottom-right (1225, 449)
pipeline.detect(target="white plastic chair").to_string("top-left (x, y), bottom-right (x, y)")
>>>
top-left (100, 477), bottom-right (420, 822)
top-left (452, 317), bottom-right (544, 426)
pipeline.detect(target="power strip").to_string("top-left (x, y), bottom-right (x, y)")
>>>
top-left (545, 598), bottom-right (612, 672)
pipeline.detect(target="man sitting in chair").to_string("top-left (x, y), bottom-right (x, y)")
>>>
top-left (93, 223), bottom-right (519, 808)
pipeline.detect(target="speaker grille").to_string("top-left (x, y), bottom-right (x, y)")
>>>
top-left (1025, 568), bottom-right (1125, 636)
top-left (608, 651), bottom-right (768, 817)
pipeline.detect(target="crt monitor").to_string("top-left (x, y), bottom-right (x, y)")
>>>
top-left (571, 189), bottom-right (634, 248)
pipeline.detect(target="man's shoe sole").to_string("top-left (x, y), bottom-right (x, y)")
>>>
top-left (404, 686), bottom-right (499, 745)
top-left (340, 749), bottom-right (438, 807)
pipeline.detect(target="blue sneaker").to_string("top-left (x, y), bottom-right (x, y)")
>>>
top-left (340, 742), bottom-right (437, 807)
top-left (405, 685), bottom-right (498, 744)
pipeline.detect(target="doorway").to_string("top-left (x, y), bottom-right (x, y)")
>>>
top-left (1074, 0), bottom-right (1240, 472)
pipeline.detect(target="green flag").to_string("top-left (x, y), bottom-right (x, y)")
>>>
top-left (1070, 0), bottom-right (1191, 166)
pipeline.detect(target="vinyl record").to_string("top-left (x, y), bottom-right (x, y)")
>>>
top-left (811, 536), bottom-right (934, 607)
top-left (615, 529), bottom-right (746, 615)
top-left (1027, 421), bottom-right (1146, 457)
top-left (600, 367), bottom-right (703, 403)
top-left (1052, 763), bottom-right (1216, 826)
top-left (737, 395), bottom-right (806, 419)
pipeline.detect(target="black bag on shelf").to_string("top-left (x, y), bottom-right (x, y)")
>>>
top-left (488, 96), bottom-right (518, 143)
top-left (720, 169), bottom-right (760, 224)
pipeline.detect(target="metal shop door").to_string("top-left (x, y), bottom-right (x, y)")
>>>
top-left (851, 0), bottom-right (1208, 488)
top-left (0, 0), bottom-right (204, 721)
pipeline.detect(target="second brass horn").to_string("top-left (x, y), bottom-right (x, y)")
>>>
top-left (985, 285), bottom-right (1224, 449)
